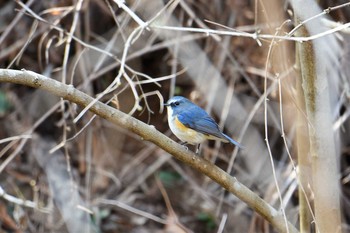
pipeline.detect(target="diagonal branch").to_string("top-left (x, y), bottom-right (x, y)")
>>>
top-left (0, 68), bottom-right (299, 233)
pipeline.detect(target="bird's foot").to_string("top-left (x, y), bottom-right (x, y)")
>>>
top-left (180, 141), bottom-right (189, 151)
top-left (195, 144), bottom-right (201, 154)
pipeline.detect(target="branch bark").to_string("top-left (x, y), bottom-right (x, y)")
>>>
top-left (0, 68), bottom-right (299, 233)
top-left (291, 1), bottom-right (343, 232)
top-left (296, 30), bottom-right (342, 233)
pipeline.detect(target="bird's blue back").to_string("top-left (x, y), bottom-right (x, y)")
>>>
top-left (175, 101), bottom-right (226, 140)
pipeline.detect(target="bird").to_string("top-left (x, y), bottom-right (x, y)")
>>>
top-left (164, 96), bottom-right (243, 153)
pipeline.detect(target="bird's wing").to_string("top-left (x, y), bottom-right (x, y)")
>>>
top-left (177, 108), bottom-right (225, 140)
top-left (177, 107), bottom-right (244, 148)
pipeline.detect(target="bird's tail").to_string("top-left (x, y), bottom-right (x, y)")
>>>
top-left (223, 133), bottom-right (244, 149)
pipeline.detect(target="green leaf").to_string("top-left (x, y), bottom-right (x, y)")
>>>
top-left (157, 171), bottom-right (182, 187)
top-left (196, 212), bottom-right (216, 230)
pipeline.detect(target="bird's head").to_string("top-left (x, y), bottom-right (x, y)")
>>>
top-left (164, 96), bottom-right (192, 115)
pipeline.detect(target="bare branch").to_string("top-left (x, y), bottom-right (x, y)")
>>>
top-left (0, 68), bottom-right (299, 233)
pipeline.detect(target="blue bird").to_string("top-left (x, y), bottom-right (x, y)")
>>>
top-left (164, 96), bottom-right (243, 152)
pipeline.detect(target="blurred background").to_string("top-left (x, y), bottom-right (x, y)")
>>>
top-left (1, 0), bottom-right (350, 232)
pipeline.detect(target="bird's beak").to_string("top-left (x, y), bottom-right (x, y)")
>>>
top-left (164, 103), bottom-right (170, 106)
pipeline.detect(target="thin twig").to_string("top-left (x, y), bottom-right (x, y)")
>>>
top-left (96, 199), bottom-right (167, 224)
top-left (151, 21), bottom-right (350, 42)
top-left (288, 2), bottom-right (350, 36)
top-left (0, 135), bottom-right (32, 144)
top-left (263, 25), bottom-right (290, 233)
top-left (0, 185), bottom-right (51, 213)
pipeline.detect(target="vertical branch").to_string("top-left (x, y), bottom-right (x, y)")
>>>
top-left (296, 23), bottom-right (342, 233)
top-left (295, 34), bottom-right (312, 232)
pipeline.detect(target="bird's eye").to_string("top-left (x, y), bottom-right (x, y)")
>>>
top-left (171, 101), bottom-right (180, 107)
